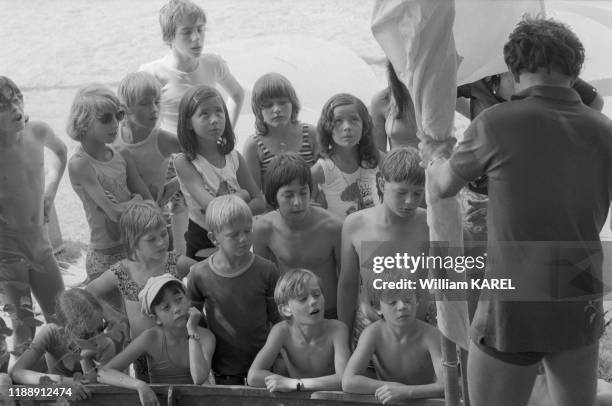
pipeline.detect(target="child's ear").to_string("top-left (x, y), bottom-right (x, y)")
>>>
top-left (278, 304), bottom-right (292, 319)
top-left (207, 231), bottom-right (217, 246)
top-left (377, 177), bottom-right (385, 194)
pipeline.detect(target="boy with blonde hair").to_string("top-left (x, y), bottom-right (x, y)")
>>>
top-left (253, 153), bottom-right (342, 318)
top-left (342, 269), bottom-right (444, 403)
top-left (0, 76), bottom-right (66, 354)
top-left (115, 72), bottom-right (180, 208)
top-left (140, 0), bottom-right (245, 254)
top-left (248, 269), bottom-right (350, 392)
top-left (186, 195), bottom-right (280, 385)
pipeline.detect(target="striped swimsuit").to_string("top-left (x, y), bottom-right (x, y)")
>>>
top-left (254, 124), bottom-right (316, 177)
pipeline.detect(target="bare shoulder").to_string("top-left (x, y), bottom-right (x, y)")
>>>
top-left (359, 319), bottom-right (383, 343)
top-left (343, 207), bottom-right (371, 232)
top-left (325, 319), bottom-right (349, 336)
top-left (370, 89), bottom-right (389, 113)
top-left (270, 320), bottom-right (290, 337)
top-left (68, 153), bottom-right (93, 179)
top-left (139, 326), bottom-right (162, 344)
top-left (311, 206), bottom-right (342, 229)
top-left (157, 129), bottom-right (180, 156)
top-left (28, 120), bottom-right (53, 141)
top-left (417, 320), bottom-right (441, 345)
top-left (253, 211), bottom-right (275, 234)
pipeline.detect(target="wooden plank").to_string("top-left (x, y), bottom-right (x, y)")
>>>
top-left (9, 385), bottom-right (456, 406)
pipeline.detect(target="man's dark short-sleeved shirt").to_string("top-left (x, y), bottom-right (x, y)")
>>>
top-left (450, 85), bottom-right (612, 352)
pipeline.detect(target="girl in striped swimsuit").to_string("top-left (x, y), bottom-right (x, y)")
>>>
top-left (243, 73), bottom-right (318, 191)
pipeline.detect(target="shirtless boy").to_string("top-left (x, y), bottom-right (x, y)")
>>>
top-left (247, 269), bottom-right (350, 392)
top-left (0, 76), bottom-right (66, 352)
top-left (342, 268), bottom-right (444, 404)
top-left (253, 153), bottom-right (342, 318)
top-left (337, 147), bottom-right (431, 346)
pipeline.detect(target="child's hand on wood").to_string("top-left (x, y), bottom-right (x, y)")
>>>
top-left (375, 383), bottom-right (409, 404)
top-left (264, 374), bottom-right (299, 392)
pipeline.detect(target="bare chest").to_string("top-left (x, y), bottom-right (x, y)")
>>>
top-left (284, 338), bottom-right (335, 376)
top-left (270, 230), bottom-right (333, 268)
top-left (375, 344), bottom-right (434, 385)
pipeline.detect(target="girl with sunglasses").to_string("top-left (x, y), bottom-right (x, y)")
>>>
top-left (10, 289), bottom-right (124, 401)
top-left (67, 84), bottom-right (153, 286)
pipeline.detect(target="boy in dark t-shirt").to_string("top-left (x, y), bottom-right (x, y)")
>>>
top-left (186, 195), bottom-right (280, 385)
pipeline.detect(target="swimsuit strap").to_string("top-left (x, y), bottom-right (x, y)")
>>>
top-left (298, 124), bottom-right (315, 166)
top-left (255, 134), bottom-right (274, 163)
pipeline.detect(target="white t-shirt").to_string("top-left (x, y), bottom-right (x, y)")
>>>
top-left (140, 53), bottom-right (232, 134)
top-left (177, 150), bottom-right (241, 228)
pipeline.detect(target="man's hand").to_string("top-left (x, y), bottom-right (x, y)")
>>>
top-left (418, 138), bottom-right (455, 167)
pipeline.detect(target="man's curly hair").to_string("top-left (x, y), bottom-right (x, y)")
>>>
top-left (504, 17), bottom-right (584, 79)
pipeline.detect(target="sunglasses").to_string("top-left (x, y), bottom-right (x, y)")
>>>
top-left (96, 110), bottom-right (125, 124)
top-left (77, 319), bottom-right (108, 340)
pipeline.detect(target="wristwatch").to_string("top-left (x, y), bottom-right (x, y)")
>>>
top-left (187, 331), bottom-right (200, 341)
top-left (296, 379), bottom-right (304, 392)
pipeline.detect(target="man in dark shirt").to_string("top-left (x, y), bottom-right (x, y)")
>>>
top-left (423, 17), bottom-right (612, 406)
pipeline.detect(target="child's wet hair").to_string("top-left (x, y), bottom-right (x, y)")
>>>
top-left (380, 147), bottom-right (424, 186)
top-left (117, 71), bottom-right (161, 108)
top-left (159, 0), bottom-right (207, 46)
top-left (0, 76), bottom-right (23, 109)
top-left (177, 85), bottom-right (235, 160)
top-left (274, 269), bottom-right (323, 318)
top-left (370, 268), bottom-right (418, 309)
top-left (119, 200), bottom-right (167, 261)
top-left (504, 17), bottom-right (584, 79)
top-left (150, 282), bottom-right (186, 315)
top-left (251, 72), bottom-right (300, 136)
top-left (317, 93), bottom-right (378, 169)
top-left (66, 84), bottom-right (122, 141)
top-left (55, 288), bottom-right (104, 339)
top-left (263, 153), bottom-right (313, 209)
top-left (204, 194), bottom-right (253, 235)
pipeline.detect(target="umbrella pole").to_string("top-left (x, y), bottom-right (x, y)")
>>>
top-left (539, 0), bottom-right (547, 17)
top-left (441, 335), bottom-right (461, 406)
top-left (460, 348), bottom-right (471, 406)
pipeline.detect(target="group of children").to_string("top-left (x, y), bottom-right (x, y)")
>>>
top-left (0, 0), bottom-right (444, 404)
